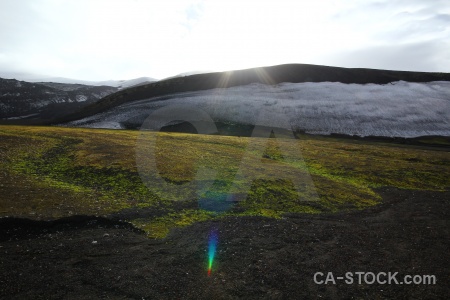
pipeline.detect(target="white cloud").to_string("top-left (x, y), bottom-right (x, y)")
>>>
top-left (0, 0), bottom-right (448, 80)
top-left (323, 40), bottom-right (450, 72)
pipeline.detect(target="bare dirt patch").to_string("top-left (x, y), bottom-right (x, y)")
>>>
top-left (0, 187), bottom-right (448, 299)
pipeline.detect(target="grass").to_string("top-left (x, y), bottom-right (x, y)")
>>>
top-left (0, 125), bottom-right (448, 238)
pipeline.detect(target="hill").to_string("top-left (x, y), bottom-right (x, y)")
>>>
top-left (0, 78), bottom-right (118, 121)
top-left (0, 72), bottom-right (158, 89)
top-left (56, 63), bottom-right (450, 125)
top-left (67, 80), bottom-right (450, 138)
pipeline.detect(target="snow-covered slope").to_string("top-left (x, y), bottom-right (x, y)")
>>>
top-left (0, 78), bottom-right (118, 119)
top-left (67, 81), bottom-right (450, 138)
top-left (0, 73), bottom-right (157, 89)
top-left (37, 77), bottom-right (157, 89)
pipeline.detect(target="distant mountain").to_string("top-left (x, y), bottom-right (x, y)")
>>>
top-left (55, 63), bottom-right (450, 126)
top-left (33, 77), bottom-right (157, 89)
top-left (66, 80), bottom-right (450, 138)
top-left (61, 64), bottom-right (450, 138)
top-left (160, 70), bottom-right (214, 81)
top-left (3, 64), bottom-right (450, 132)
top-left (0, 78), bottom-right (118, 121)
top-left (103, 77), bottom-right (158, 89)
top-left (0, 72), bottom-right (157, 89)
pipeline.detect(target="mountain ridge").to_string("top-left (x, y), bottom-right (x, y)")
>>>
top-left (0, 72), bottom-right (158, 88)
top-left (0, 78), bottom-right (118, 120)
top-left (2, 63), bottom-right (450, 126)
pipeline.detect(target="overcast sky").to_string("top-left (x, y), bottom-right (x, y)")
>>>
top-left (0, 0), bottom-right (449, 81)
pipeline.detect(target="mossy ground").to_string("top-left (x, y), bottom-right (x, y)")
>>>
top-left (0, 125), bottom-right (448, 238)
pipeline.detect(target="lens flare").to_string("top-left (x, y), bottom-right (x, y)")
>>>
top-left (207, 229), bottom-right (218, 276)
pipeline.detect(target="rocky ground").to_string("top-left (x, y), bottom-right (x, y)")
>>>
top-left (0, 187), bottom-right (448, 299)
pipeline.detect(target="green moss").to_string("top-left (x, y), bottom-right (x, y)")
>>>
top-left (0, 125), bottom-right (448, 238)
top-left (132, 209), bottom-right (215, 238)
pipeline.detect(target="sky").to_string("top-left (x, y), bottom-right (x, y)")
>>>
top-left (0, 0), bottom-right (449, 81)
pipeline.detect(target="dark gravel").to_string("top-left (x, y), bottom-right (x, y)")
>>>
top-left (0, 187), bottom-right (448, 299)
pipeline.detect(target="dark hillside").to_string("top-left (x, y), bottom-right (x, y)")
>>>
top-left (0, 78), bottom-right (117, 121)
top-left (54, 64), bottom-right (450, 125)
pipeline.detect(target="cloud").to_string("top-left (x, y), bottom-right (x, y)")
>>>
top-left (325, 40), bottom-right (450, 72)
top-left (0, 0), bottom-right (202, 79)
top-left (0, 0), bottom-right (449, 80)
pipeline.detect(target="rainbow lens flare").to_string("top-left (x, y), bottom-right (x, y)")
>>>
top-left (207, 229), bottom-right (218, 276)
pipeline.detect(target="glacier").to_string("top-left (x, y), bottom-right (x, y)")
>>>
top-left (66, 81), bottom-right (450, 138)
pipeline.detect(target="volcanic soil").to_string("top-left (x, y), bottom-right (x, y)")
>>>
top-left (0, 187), bottom-right (448, 299)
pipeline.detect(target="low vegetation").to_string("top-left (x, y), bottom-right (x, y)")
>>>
top-left (0, 125), bottom-right (448, 238)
